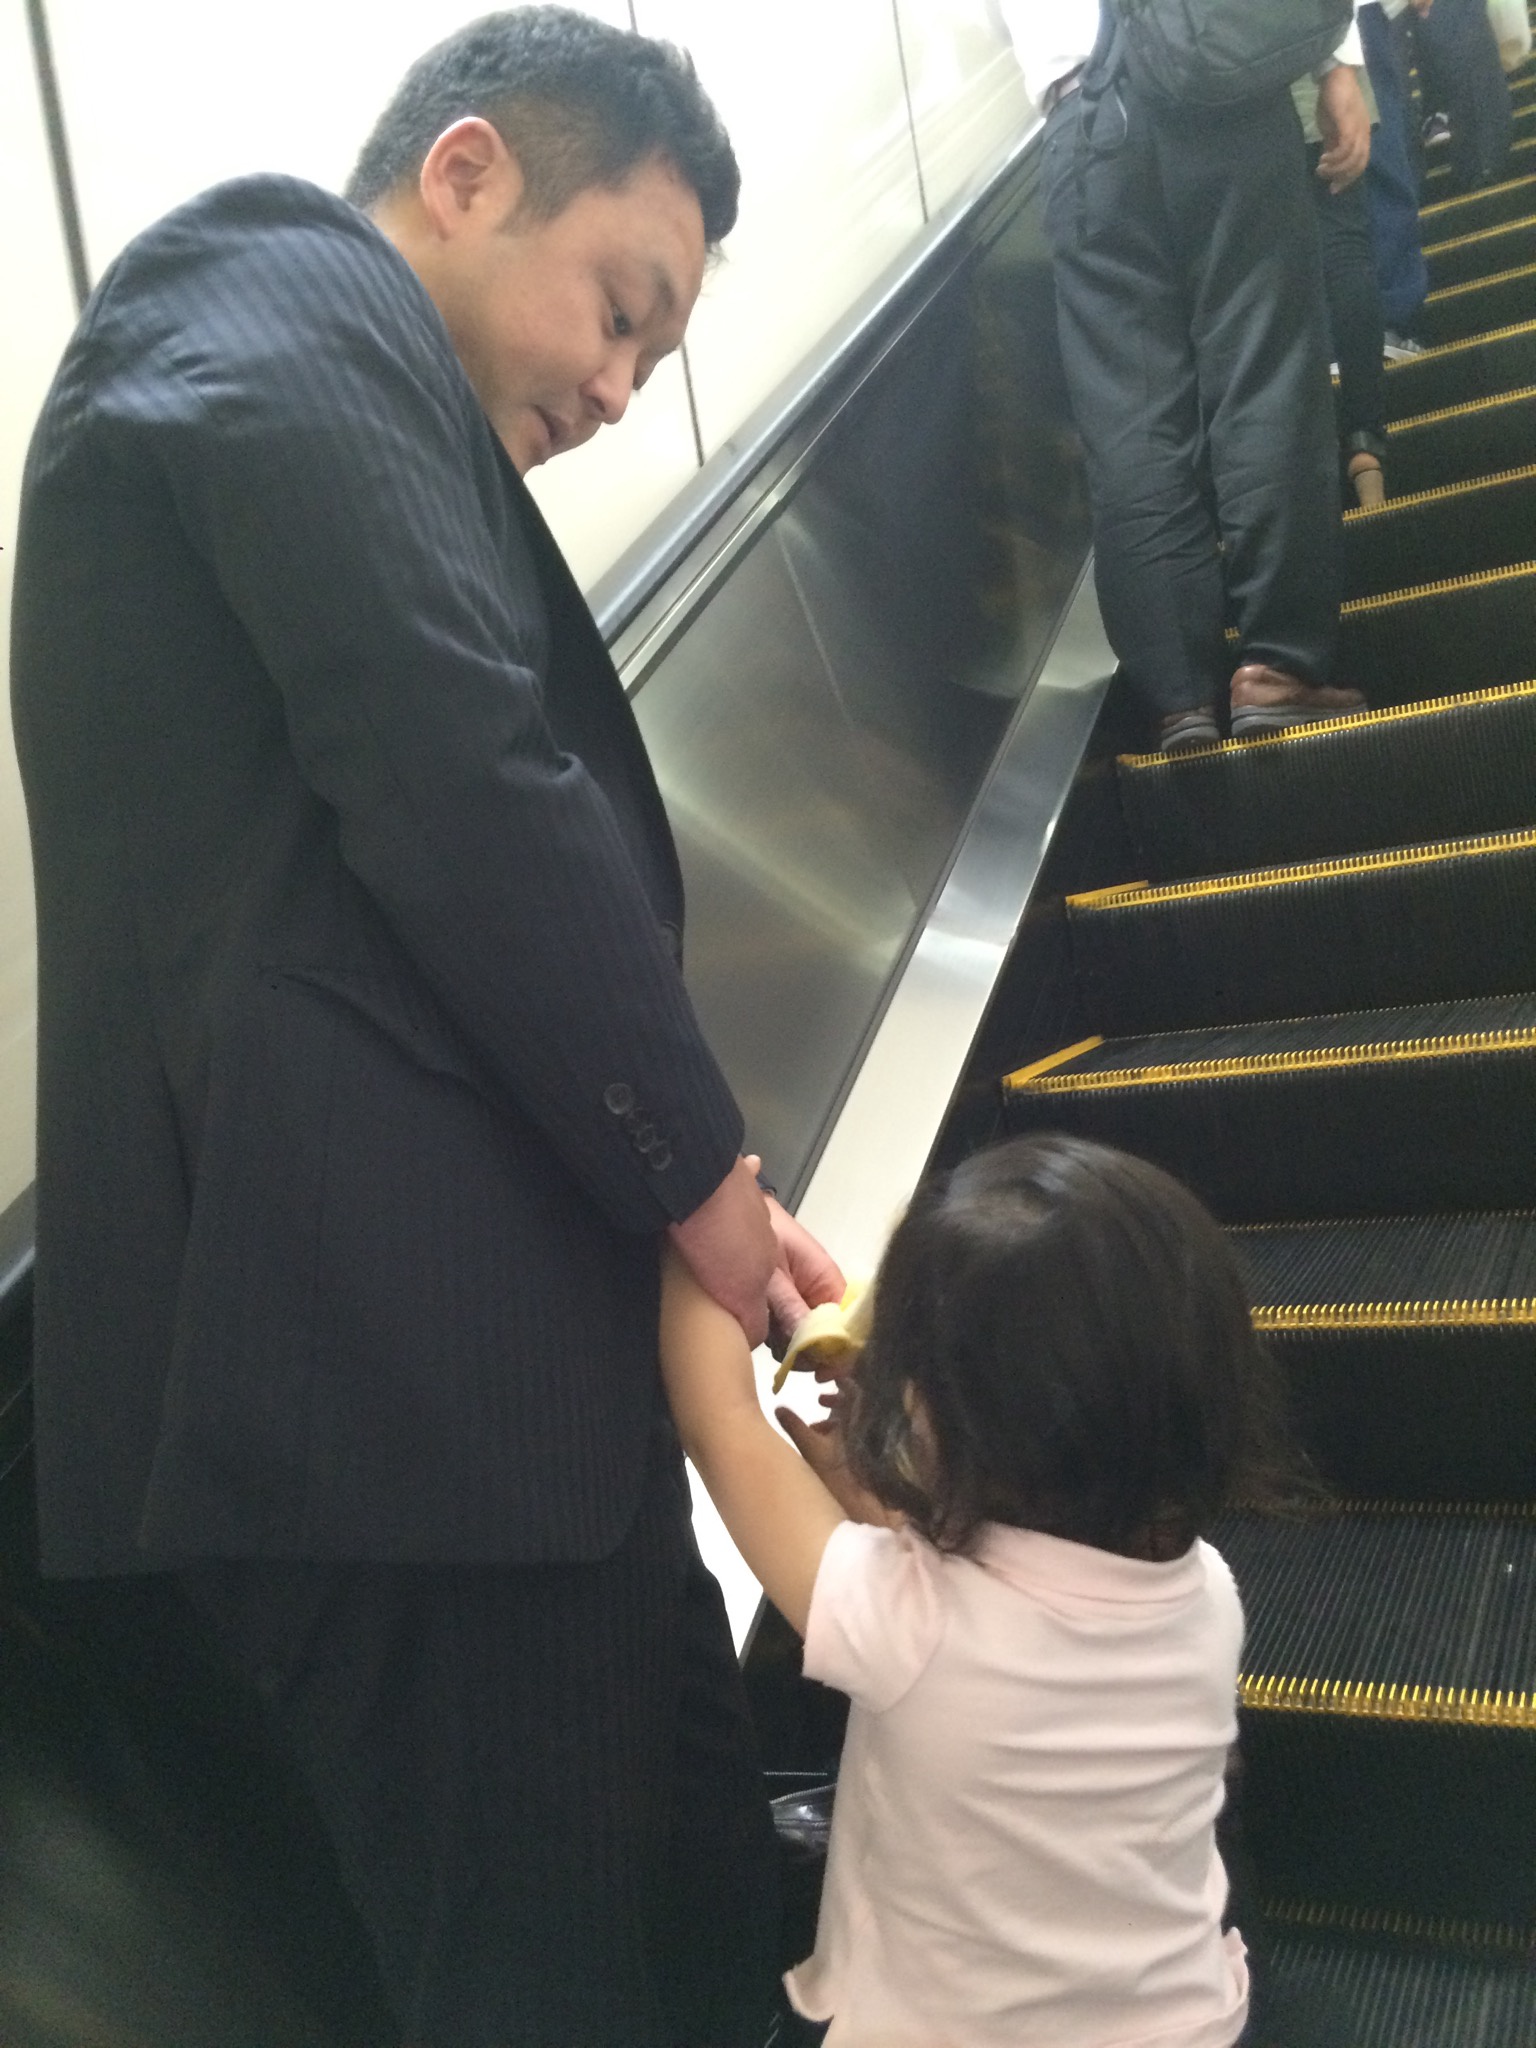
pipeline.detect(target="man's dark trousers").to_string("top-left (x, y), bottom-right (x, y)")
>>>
top-left (1041, 78), bottom-right (1342, 718)
top-left (183, 1421), bottom-right (780, 2048)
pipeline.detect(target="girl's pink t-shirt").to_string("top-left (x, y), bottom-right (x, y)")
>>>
top-left (787, 1521), bottom-right (1250, 2048)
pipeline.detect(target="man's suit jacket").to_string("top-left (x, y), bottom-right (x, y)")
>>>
top-left (11, 176), bottom-right (744, 1576)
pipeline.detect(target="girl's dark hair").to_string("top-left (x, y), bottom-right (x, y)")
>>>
top-left (843, 1134), bottom-right (1301, 1557)
top-left (345, 7), bottom-right (740, 248)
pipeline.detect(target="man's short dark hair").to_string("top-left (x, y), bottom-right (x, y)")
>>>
top-left (345, 6), bottom-right (739, 248)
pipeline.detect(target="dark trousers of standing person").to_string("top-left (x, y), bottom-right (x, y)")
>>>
top-left (1416, 0), bottom-right (1514, 189)
top-left (1360, 1), bottom-right (1431, 337)
top-left (1311, 141), bottom-right (1390, 490)
top-left (1041, 79), bottom-right (1342, 722)
top-left (182, 1421), bottom-right (781, 2048)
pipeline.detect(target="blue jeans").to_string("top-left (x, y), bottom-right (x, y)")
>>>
top-left (1360, 0), bottom-right (1430, 335)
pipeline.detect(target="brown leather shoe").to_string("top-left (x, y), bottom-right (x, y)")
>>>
top-left (1229, 663), bottom-right (1365, 739)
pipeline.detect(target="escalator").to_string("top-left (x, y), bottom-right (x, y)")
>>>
top-left (993, 41), bottom-right (1536, 2041)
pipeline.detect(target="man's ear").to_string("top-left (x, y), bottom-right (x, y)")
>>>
top-left (417, 116), bottom-right (525, 238)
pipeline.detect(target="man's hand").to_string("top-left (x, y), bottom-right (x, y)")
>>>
top-left (1316, 65), bottom-right (1372, 193)
top-left (763, 1195), bottom-right (847, 1348)
top-left (668, 1156), bottom-right (776, 1348)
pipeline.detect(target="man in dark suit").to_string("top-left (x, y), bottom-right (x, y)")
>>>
top-left (11, 10), bottom-right (841, 2042)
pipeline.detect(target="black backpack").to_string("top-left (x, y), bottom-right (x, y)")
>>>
top-left (1105, 0), bottom-right (1356, 105)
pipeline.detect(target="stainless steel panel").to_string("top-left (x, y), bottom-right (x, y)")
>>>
top-left (629, 146), bottom-right (1094, 1198)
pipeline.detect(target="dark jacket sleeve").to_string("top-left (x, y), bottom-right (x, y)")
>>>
top-left (81, 187), bottom-right (741, 1232)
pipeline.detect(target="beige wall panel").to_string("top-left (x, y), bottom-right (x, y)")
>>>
top-left (1, 7), bottom-right (80, 1210)
top-left (635, 0), bottom-right (926, 456)
top-left (897, 0), bottom-right (1035, 216)
top-left (46, 0), bottom-right (632, 277)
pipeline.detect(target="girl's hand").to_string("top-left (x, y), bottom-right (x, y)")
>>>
top-left (776, 1402), bottom-right (903, 1529)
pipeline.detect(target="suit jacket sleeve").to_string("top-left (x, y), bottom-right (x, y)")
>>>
top-left (80, 184), bottom-right (742, 1232)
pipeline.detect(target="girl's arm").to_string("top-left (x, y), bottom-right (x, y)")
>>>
top-left (661, 1246), bottom-right (845, 1636)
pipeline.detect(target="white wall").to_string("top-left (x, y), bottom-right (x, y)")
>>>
top-left (0, 0), bottom-right (1039, 1213)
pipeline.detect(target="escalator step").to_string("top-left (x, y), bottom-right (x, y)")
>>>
top-left (1223, 1508), bottom-right (1535, 1712)
top-left (1116, 681), bottom-right (1536, 881)
top-left (1065, 829), bottom-right (1536, 1034)
top-left (1002, 992), bottom-right (1536, 1220)
top-left (1386, 382), bottom-right (1536, 495)
top-left (1424, 130), bottom-right (1536, 197)
top-left (1218, 1506), bottom-right (1536, 1926)
top-left (1382, 318), bottom-right (1536, 418)
top-left (1339, 560), bottom-right (1536, 702)
top-left (1423, 212), bottom-right (1536, 291)
top-left (1420, 170), bottom-right (1536, 239)
top-left (1235, 1212), bottom-right (1536, 1498)
top-left (1344, 465), bottom-right (1536, 595)
top-left (1420, 262), bottom-right (1536, 349)
top-left (1251, 1923), bottom-right (1536, 2045)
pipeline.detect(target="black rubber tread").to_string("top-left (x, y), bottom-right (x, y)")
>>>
top-left (1117, 686), bottom-right (1536, 882)
top-left (1237, 1208), bottom-right (1536, 1306)
top-left (1066, 834), bottom-right (1536, 1035)
top-left (1223, 1502), bottom-right (1536, 1928)
top-left (1338, 565), bottom-right (1536, 704)
top-left (1004, 998), bottom-right (1536, 1223)
top-left (1382, 321), bottom-right (1536, 418)
top-left (1420, 264), bottom-right (1536, 350)
top-left (1238, 1214), bottom-right (1536, 1498)
top-left (1242, 1710), bottom-right (1536, 1928)
top-left (1344, 467), bottom-right (1536, 596)
top-left (1420, 170), bottom-right (1536, 239)
top-left (1423, 213), bottom-right (1536, 291)
top-left (1217, 1506), bottom-right (1536, 1699)
top-left (1250, 1925), bottom-right (1536, 2044)
top-left (1386, 384), bottom-right (1536, 496)
top-left (1264, 1322), bottom-right (1536, 1502)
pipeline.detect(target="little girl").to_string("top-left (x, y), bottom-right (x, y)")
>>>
top-left (661, 1132), bottom-right (1292, 2048)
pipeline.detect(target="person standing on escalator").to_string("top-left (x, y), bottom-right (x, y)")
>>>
top-left (1003, 0), bottom-right (1373, 754)
top-left (10, 10), bottom-right (845, 2043)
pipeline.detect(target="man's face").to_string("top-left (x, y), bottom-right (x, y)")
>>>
top-left (429, 151), bottom-right (707, 474)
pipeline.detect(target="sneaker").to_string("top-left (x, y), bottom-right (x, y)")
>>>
top-left (1383, 330), bottom-right (1424, 362)
top-left (1422, 111), bottom-right (1452, 147)
top-left (1229, 664), bottom-right (1365, 739)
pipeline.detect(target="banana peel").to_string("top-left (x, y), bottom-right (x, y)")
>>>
top-left (772, 1279), bottom-right (873, 1394)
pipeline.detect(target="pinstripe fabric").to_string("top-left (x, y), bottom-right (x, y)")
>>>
top-left (11, 175), bottom-right (746, 1572)
top-left (180, 1432), bottom-right (781, 2047)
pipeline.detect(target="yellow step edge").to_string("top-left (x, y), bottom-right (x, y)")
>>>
top-left (1423, 211), bottom-right (1536, 259)
top-left (1064, 825), bottom-right (1536, 914)
top-left (1425, 257), bottom-right (1536, 306)
top-left (1001, 1035), bottom-right (1104, 1087)
top-left (1343, 457), bottom-right (1536, 522)
top-left (1259, 1895), bottom-right (1535, 1955)
top-left (1253, 1298), bottom-right (1536, 1332)
top-left (1427, 133), bottom-right (1536, 185)
top-left (1002, 1024), bottom-right (1536, 1095)
top-left (1387, 379), bottom-right (1536, 435)
top-left (1239, 1673), bottom-right (1536, 1729)
top-left (1420, 171), bottom-right (1536, 222)
top-left (1117, 677), bottom-right (1536, 770)
top-left (1383, 313), bottom-right (1536, 367)
top-left (1342, 555), bottom-right (1536, 616)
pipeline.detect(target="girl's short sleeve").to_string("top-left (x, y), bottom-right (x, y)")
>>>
top-left (802, 1522), bottom-right (945, 1712)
